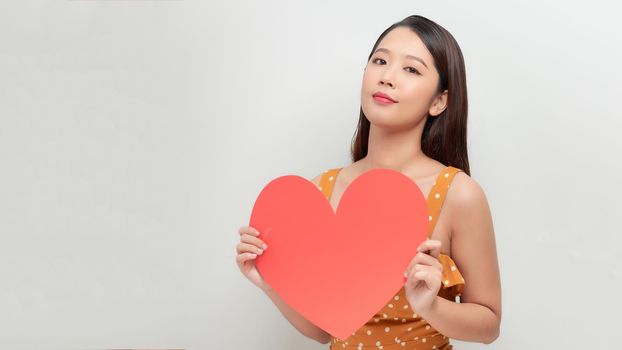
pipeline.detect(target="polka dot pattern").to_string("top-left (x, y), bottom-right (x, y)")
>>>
top-left (318, 166), bottom-right (465, 350)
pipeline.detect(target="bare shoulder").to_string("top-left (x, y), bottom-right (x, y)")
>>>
top-left (447, 171), bottom-right (488, 210)
top-left (446, 171), bottom-right (492, 232)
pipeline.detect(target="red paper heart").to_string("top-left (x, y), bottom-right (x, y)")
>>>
top-left (250, 168), bottom-right (428, 340)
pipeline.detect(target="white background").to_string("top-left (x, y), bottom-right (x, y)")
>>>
top-left (1, 0), bottom-right (621, 349)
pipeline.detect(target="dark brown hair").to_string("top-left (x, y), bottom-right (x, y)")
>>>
top-left (350, 15), bottom-right (470, 176)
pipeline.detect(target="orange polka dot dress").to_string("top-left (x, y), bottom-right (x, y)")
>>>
top-left (317, 166), bottom-right (465, 350)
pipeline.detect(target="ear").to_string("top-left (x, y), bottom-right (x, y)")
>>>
top-left (429, 89), bottom-right (448, 117)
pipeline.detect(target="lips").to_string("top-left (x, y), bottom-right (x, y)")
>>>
top-left (372, 91), bottom-right (397, 103)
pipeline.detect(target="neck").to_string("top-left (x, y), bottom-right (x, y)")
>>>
top-left (361, 122), bottom-right (427, 174)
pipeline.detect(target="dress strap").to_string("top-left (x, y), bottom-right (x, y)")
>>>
top-left (318, 168), bottom-right (342, 200)
top-left (426, 166), bottom-right (464, 238)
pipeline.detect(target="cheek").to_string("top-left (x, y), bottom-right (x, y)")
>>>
top-left (362, 69), bottom-right (375, 89)
top-left (401, 83), bottom-right (433, 107)
top-left (361, 71), bottom-right (375, 99)
top-left (397, 93), bottom-right (430, 119)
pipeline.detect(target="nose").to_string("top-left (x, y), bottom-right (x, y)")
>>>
top-left (379, 70), bottom-right (394, 88)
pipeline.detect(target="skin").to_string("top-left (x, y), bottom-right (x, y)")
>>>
top-left (237, 26), bottom-right (501, 344)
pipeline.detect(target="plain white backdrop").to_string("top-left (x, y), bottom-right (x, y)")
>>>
top-left (1, 0), bottom-right (621, 349)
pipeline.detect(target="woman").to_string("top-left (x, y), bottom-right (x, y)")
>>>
top-left (236, 15), bottom-right (501, 349)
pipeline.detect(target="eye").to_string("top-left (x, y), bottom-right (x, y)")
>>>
top-left (372, 57), bottom-right (420, 75)
top-left (406, 67), bottom-right (420, 75)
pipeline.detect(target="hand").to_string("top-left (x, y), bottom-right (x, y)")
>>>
top-left (236, 225), bottom-right (270, 291)
top-left (403, 239), bottom-right (443, 317)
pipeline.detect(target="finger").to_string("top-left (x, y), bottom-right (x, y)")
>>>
top-left (414, 264), bottom-right (442, 276)
top-left (240, 234), bottom-right (268, 250)
top-left (413, 252), bottom-right (442, 271)
top-left (405, 254), bottom-right (419, 275)
top-left (407, 267), bottom-right (426, 286)
top-left (405, 252), bottom-right (441, 275)
top-left (236, 252), bottom-right (258, 263)
top-left (236, 242), bottom-right (265, 255)
top-left (416, 239), bottom-right (441, 259)
top-left (413, 269), bottom-right (440, 290)
top-left (417, 239), bottom-right (441, 253)
top-left (410, 263), bottom-right (442, 277)
top-left (408, 263), bottom-right (442, 281)
top-left (412, 270), bottom-right (431, 288)
top-left (239, 226), bottom-right (260, 237)
top-left (406, 252), bottom-right (424, 275)
top-left (407, 264), bottom-right (441, 286)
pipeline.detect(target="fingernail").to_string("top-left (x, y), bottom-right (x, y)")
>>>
top-left (263, 244), bottom-right (268, 250)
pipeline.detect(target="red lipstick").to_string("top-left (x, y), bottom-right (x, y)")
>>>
top-left (372, 91), bottom-right (397, 105)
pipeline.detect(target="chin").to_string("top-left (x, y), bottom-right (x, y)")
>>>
top-left (363, 104), bottom-right (395, 122)
top-left (365, 113), bottom-right (401, 129)
top-left (365, 111), bottom-right (414, 132)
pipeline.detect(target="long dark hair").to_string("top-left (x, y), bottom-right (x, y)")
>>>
top-left (350, 15), bottom-right (470, 176)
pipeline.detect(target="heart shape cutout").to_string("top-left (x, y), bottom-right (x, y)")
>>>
top-left (249, 168), bottom-right (428, 340)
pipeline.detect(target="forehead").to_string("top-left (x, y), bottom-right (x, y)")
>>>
top-left (376, 26), bottom-right (433, 63)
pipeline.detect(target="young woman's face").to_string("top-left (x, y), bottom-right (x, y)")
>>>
top-left (361, 26), bottom-right (446, 129)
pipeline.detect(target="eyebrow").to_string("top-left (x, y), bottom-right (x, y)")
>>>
top-left (373, 47), bottom-right (429, 70)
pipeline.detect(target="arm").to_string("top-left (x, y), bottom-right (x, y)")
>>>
top-left (262, 284), bottom-right (332, 344)
top-left (418, 172), bottom-right (502, 344)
